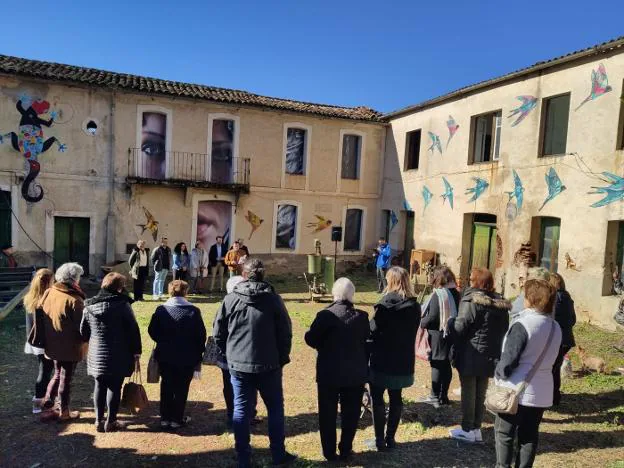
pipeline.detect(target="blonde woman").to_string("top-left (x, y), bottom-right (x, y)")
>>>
top-left (369, 267), bottom-right (421, 451)
top-left (23, 268), bottom-right (54, 414)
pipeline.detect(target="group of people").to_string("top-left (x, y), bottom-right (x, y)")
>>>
top-left (129, 236), bottom-right (250, 300)
top-left (22, 246), bottom-right (576, 468)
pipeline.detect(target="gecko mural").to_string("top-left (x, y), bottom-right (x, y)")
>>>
top-left (0, 94), bottom-right (66, 202)
top-left (539, 168), bottom-right (566, 211)
top-left (508, 96), bottom-right (538, 127)
top-left (465, 177), bottom-right (489, 203)
top-left (575, 63), bottom-right (612, 111)
top-left (441, 177), bottom-right (454, 209)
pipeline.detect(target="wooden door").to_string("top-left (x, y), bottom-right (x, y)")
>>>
top-left (0, 191), bottom-right (11, 248)
top-left (469, 222), bottom-right (497, 272)
top-left (54, 217), bottom-right (90, 273)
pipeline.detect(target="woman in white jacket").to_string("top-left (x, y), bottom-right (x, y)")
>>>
top-left (494, 279), bottom-right (562, 468)
top-left (190, 242), bottom-right (208, 294)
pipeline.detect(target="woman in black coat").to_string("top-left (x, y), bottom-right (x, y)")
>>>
top-left (305, 278), bottom-right (370, 462)
top-left (148, 280), bottom-right (206, 430)
top-left (448, 267), bottom-right (510, 443)
top-left (80, 272), bottom-right (142, 433)
top-left (369, 267), bottom-right (421, 451)
top-left (420, 266), bottom-right (461, 408)
top-left (549, 273), bottom-right (576, 406)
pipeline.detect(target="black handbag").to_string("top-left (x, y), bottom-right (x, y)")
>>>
top-left (27, 307), bottom-right (46, 349)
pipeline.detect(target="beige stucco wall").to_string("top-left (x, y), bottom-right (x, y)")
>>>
top-left (382, 51), bottom-right (624, 329)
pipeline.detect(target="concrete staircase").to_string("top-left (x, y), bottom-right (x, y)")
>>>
top-left (0, 266), bottom-right (35, 320)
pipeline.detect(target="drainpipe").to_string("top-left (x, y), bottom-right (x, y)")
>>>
top-left (105, 91), bottom-right (116, 267)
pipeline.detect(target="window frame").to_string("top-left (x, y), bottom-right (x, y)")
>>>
top-left (281, 122), bottom-right (312, 188)
top-left (207, 113), bottom-right (240, 183)
top-left (338, 129), bottom-right (366, 183)
top-left (272, 200), bottom-right (302, 254)
top-left (136, 105), bottom-right (173, 179)
top-left (404, 129), bottom-right (422, 171)
top-left (467, 109), bottom-right (502, 165)
top-left (340, 204), bottom-right (367, 254)
top-left (538, 93), bottom-right (571, 158)
top-left (537, 216), bottom-right (561, 273)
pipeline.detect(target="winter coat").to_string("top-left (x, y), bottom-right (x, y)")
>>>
top-left (369, 292), bottom-right (421, 376)
top-left (190, 248), bottom-right (208, 278)
top-left (129, 247), bottom-right (149, 280)
top-left (375, 243), bottom-right (392, 269)
top-left (40, 282), bottom-right (87, 362)
top-left (80, 289), bottom-right (142, 378)
top-left (224, 249), bottom-right (242, 273)
top-left (449, 287), bottom-right (510, 377)
top-left (554, 290), bottom-right (576, 348)
top-left (208, 243), bottom-right (228, 268)
top-left (213, 280), bottom-right (293, 374)
top-left (148, 297), bottom-right (206, 368)
top-left (151, 246), bottom-right (171, 272)
top-left (304, 300), bottom-right (370, 387)
top-left (421, 288), bottom-right (461, 361)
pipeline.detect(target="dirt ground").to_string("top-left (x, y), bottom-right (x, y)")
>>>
top-left (1, 274), bottom-right (623, 467)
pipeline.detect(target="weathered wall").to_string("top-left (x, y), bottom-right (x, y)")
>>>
top-left (381, 51), bottom-right (624, 329)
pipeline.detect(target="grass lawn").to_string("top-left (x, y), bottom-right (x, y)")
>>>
top-left (1, 272), bottom-right (623, 467)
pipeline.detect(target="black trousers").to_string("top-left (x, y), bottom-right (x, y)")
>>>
top-left (495, 405), bottom-right (545, 468)
top-left (173, 270), bottom-right (188, 281)
top-left (370, 385), bottom-right (403, 446)
top-left (159, 362), bottom-right (194, 424)
top-left (35, 354), bottom-right (54, 399)
top-left (552, 345), bottom-right (571, 406)
top-left (317, 384), bottom-right (364, 459)
top-left (460, 374), bottom-right (489, 431)
top-left (94, 375), bottom-right (124, 423)
top-left (430, 359), bottom-right (452, 403)
top-left (134, 266), bottom-right (148, 300)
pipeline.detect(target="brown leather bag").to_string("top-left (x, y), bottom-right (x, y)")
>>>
top-left (122, 370), bottom-right (149, 414)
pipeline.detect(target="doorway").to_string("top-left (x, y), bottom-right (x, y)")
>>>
top-left (468, 213), bottom-right (498, 273)
top-left (403, 211), bottom-right (415, 268)
top-left (54, 217), bottom-right (90, 273)
top-left (537, 217), bottom-right (561, 272)
top-left (0, 190), bottom-right (11, 249)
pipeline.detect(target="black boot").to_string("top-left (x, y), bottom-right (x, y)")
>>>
top-left (372, 403), bottom-right (387, 451)
top-left (385, 401), bottom-right (403, 449)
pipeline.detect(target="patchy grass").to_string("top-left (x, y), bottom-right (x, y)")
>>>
top-left (0, 272), bottom-right (623, 467)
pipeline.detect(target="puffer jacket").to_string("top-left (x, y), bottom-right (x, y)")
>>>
top-left (554, 290), bottom-right (576, 348)
top-left (450, 287), bottom-right (510, 377)
top-left (369, 292), bottom-right (421, 376)
top-left (81, 289), bottom-right (142, 378)
top-left (213, 280), bottom-right (293, 374)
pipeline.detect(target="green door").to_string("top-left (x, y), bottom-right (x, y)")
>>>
top-left (403, 211), bottom-right (415, 268)
top-left (469, 222), bottom-right (497, 273)
top-left (54, 217), bottom-right (90, 273)
top-left (0, 191), bottom-right (11, 248)
top-left (539, 217), bottom-right (560, 272)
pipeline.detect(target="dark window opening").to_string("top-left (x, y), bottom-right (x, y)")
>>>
top-left (541, 94), bottom-right (570, 157)
top-left (341, 134), bottom-right (361, 180)
top-left (344, 208), bottom-right (363, 251)
top-left (404, 130), bottom-right (421, 170)
top-left (470, 111), bottom-right (501, 164)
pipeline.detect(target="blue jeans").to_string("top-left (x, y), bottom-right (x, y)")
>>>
top-left (230, 369), bottom-right (286, 467)
top-left (153, 269), bottom-right (168, 296)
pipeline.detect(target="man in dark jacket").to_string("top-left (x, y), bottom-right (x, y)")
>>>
top-left (208, 236), bottom-right (227, 292)
top-left (213, 258), bottom-right (296, 468)
top-left (151, 237), bottom-right (171, 300)
top-left (305, 278), bottom-right (369, 462)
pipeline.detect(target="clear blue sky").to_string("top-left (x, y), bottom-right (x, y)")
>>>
top-left (1, 0), bottom-right (623, 113)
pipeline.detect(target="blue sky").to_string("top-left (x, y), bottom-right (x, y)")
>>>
top-left (1, 0), bottom-right (623, 113)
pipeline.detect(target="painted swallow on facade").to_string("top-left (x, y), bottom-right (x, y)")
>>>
top-left (390, 210), bottom-right (398, 231)
top-left (506, 169), bottom-right (524, 211)
top-left (576, 63), bottom-right (612, 111)
top-left (306, 215), bottom-right (332, 233)
top-left (589, 172), bottom-right (624, 208)
top-left (137, 206), bottom-right (159, 241)
top-left (245, 210), bottom-right (264, 239)
top-left (427, 131), bottom-right (443, 155)
top-left (422, 186), bottom-right (433, 214)
top-left (539, 168), bottom-right (566, 211)
top-left (441, 177), bottom-right (454, 209)
top-left (508, 96), bottom-right (538, 127)
top-left (446, 116), bottom-right (459, 148)
top-left (465, 177), bottom-right (490, 203)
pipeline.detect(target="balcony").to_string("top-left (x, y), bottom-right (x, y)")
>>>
top-left (126, 148), bottom-right (250, 193)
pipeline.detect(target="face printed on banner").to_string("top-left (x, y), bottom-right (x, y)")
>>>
top-left (197, 201), bottom-right (232, 250)
top-left (141, 112), bottom-right (167, 179)
top-left (211, 119), bottom-right (234, 183)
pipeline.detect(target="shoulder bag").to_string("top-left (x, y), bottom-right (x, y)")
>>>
top-left (485, 321), bottom-right (555, 415)
top-left (121, 369), bottom-right (149, 414)
top-left (146, 346), bottom-right (160, 383)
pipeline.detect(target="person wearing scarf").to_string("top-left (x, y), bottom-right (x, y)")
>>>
top-left (419, 266), bottom-right (460, 408)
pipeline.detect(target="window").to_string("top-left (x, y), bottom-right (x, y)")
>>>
top-left (211, 119), bottom-right (235, 184)
top-left (470, 111), bottom-right (502, 164)
top-left (404, 130), bottom-right (421, 170)
top-left (540, 94), bottom-right (570, 156)
top-left (275, 204), bottom-right (297, 250)
top-left (285, 127), bottom-right (307, 175)
top-left (602, 220), bottom-right (624, 295)
top-left (537, 217), bottom-right (561, 272)
top-left (138, 110), bottom-right (169, 179)
top-left (344, 208), bottom-right (363, 251)
top-left (341, 134), bottom-right (361, 179)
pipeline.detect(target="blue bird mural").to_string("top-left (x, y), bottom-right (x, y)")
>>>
top-left (402, 199), bottom-right (413, 211)
top-left (539, 168), bottom-right (566, 211)
top-left (506, 169), bottom-right (525, 211)
top-left (427, 131), bottom-right (443, 155)
top-left (390, 210), bottom-right (399, 231)
top-left (589, 172), bottom-right (624, 208)
top-left (441, 177), bottom-right (454, 209)
top-left (508, 96), bottom-right (538, 127)
top-left (422, 186), bottom-right (433, 213)
top-left (465, 177), bottom-right (490, 203)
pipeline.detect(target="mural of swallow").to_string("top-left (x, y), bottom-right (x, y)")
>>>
top-left (539, 168), bottom-right (566, 211)
top-left (306, 215), bottom-right (332, 233)
top-left (245, 210), bottom-right (264, 239)
top-left (465, 177), bottom-right (490, 203)
top-left (422, 186), bottom-right (433, 213)
top-left (589, 172), bottom-right (624, 208)
top-left (427, 131), bottom-right (443, 155)
top-left (508, 96), bottom-right (538, 127)
top-left (403, 199), bottom-right (413, 211)
top-left (390, 210), bottom-right (398, 231)
top-left (446, 116), bottom-right (459, 148)
top-left (506, 169), bottom-right (525, 211)
top-left (576, 63), bottom-right (612, 111)
top-left (441, 177), bottom-right (454, 209)
top-left (137, 206), bottom-right (159, 241)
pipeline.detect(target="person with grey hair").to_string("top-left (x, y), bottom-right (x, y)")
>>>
top-left (213, 258), bottom-right (296, 467)
top-left (39, 263), bottom-right (86, 422)
top-left (305, 278), bottom-right (369, 462)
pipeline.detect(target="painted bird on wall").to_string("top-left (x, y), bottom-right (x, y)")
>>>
top-left (508, 96), bottom-right (538, 127)
top-left (245, 210), bottom-right (264, 239)
top-left (539, 167), bottom-right (566, 211)
top-left (427, 131), bottom-right (443, 155)
top-left (465, 177), bottom-right (490, 203)
top-left (589, 172), bottom-right (624, 208)
top-left (441, 177), bottom-right (454, 209)
top-left (403, 199), bottom-right (413, 211)
top-left (506, 169), bottom-right (525, 211)
top-left (306, 215), bottom-right (332, 233)
top-left (390, 210), bottom-right (398, 231)
top-left (446, 116), bottom-right (459, 148)
top-left (576, 63), bottom-right (612, 111)
top-left (137, 206), bottom-right (159, 241)
top-left (422, 186), bottom-right (433, 213)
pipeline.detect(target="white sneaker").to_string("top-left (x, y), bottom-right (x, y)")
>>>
top-left (473, 429), bottom-right (483, 442)
top-left (449, 428), bottom-right (476, 443)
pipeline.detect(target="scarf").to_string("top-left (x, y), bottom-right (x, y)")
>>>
top-left (421, 287), bottom-right (458, 337)
top-left (165, 296), bottom-right (194, 307)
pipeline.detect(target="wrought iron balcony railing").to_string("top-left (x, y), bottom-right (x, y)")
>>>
top-left (127, 148), bottom-right (250, 191)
